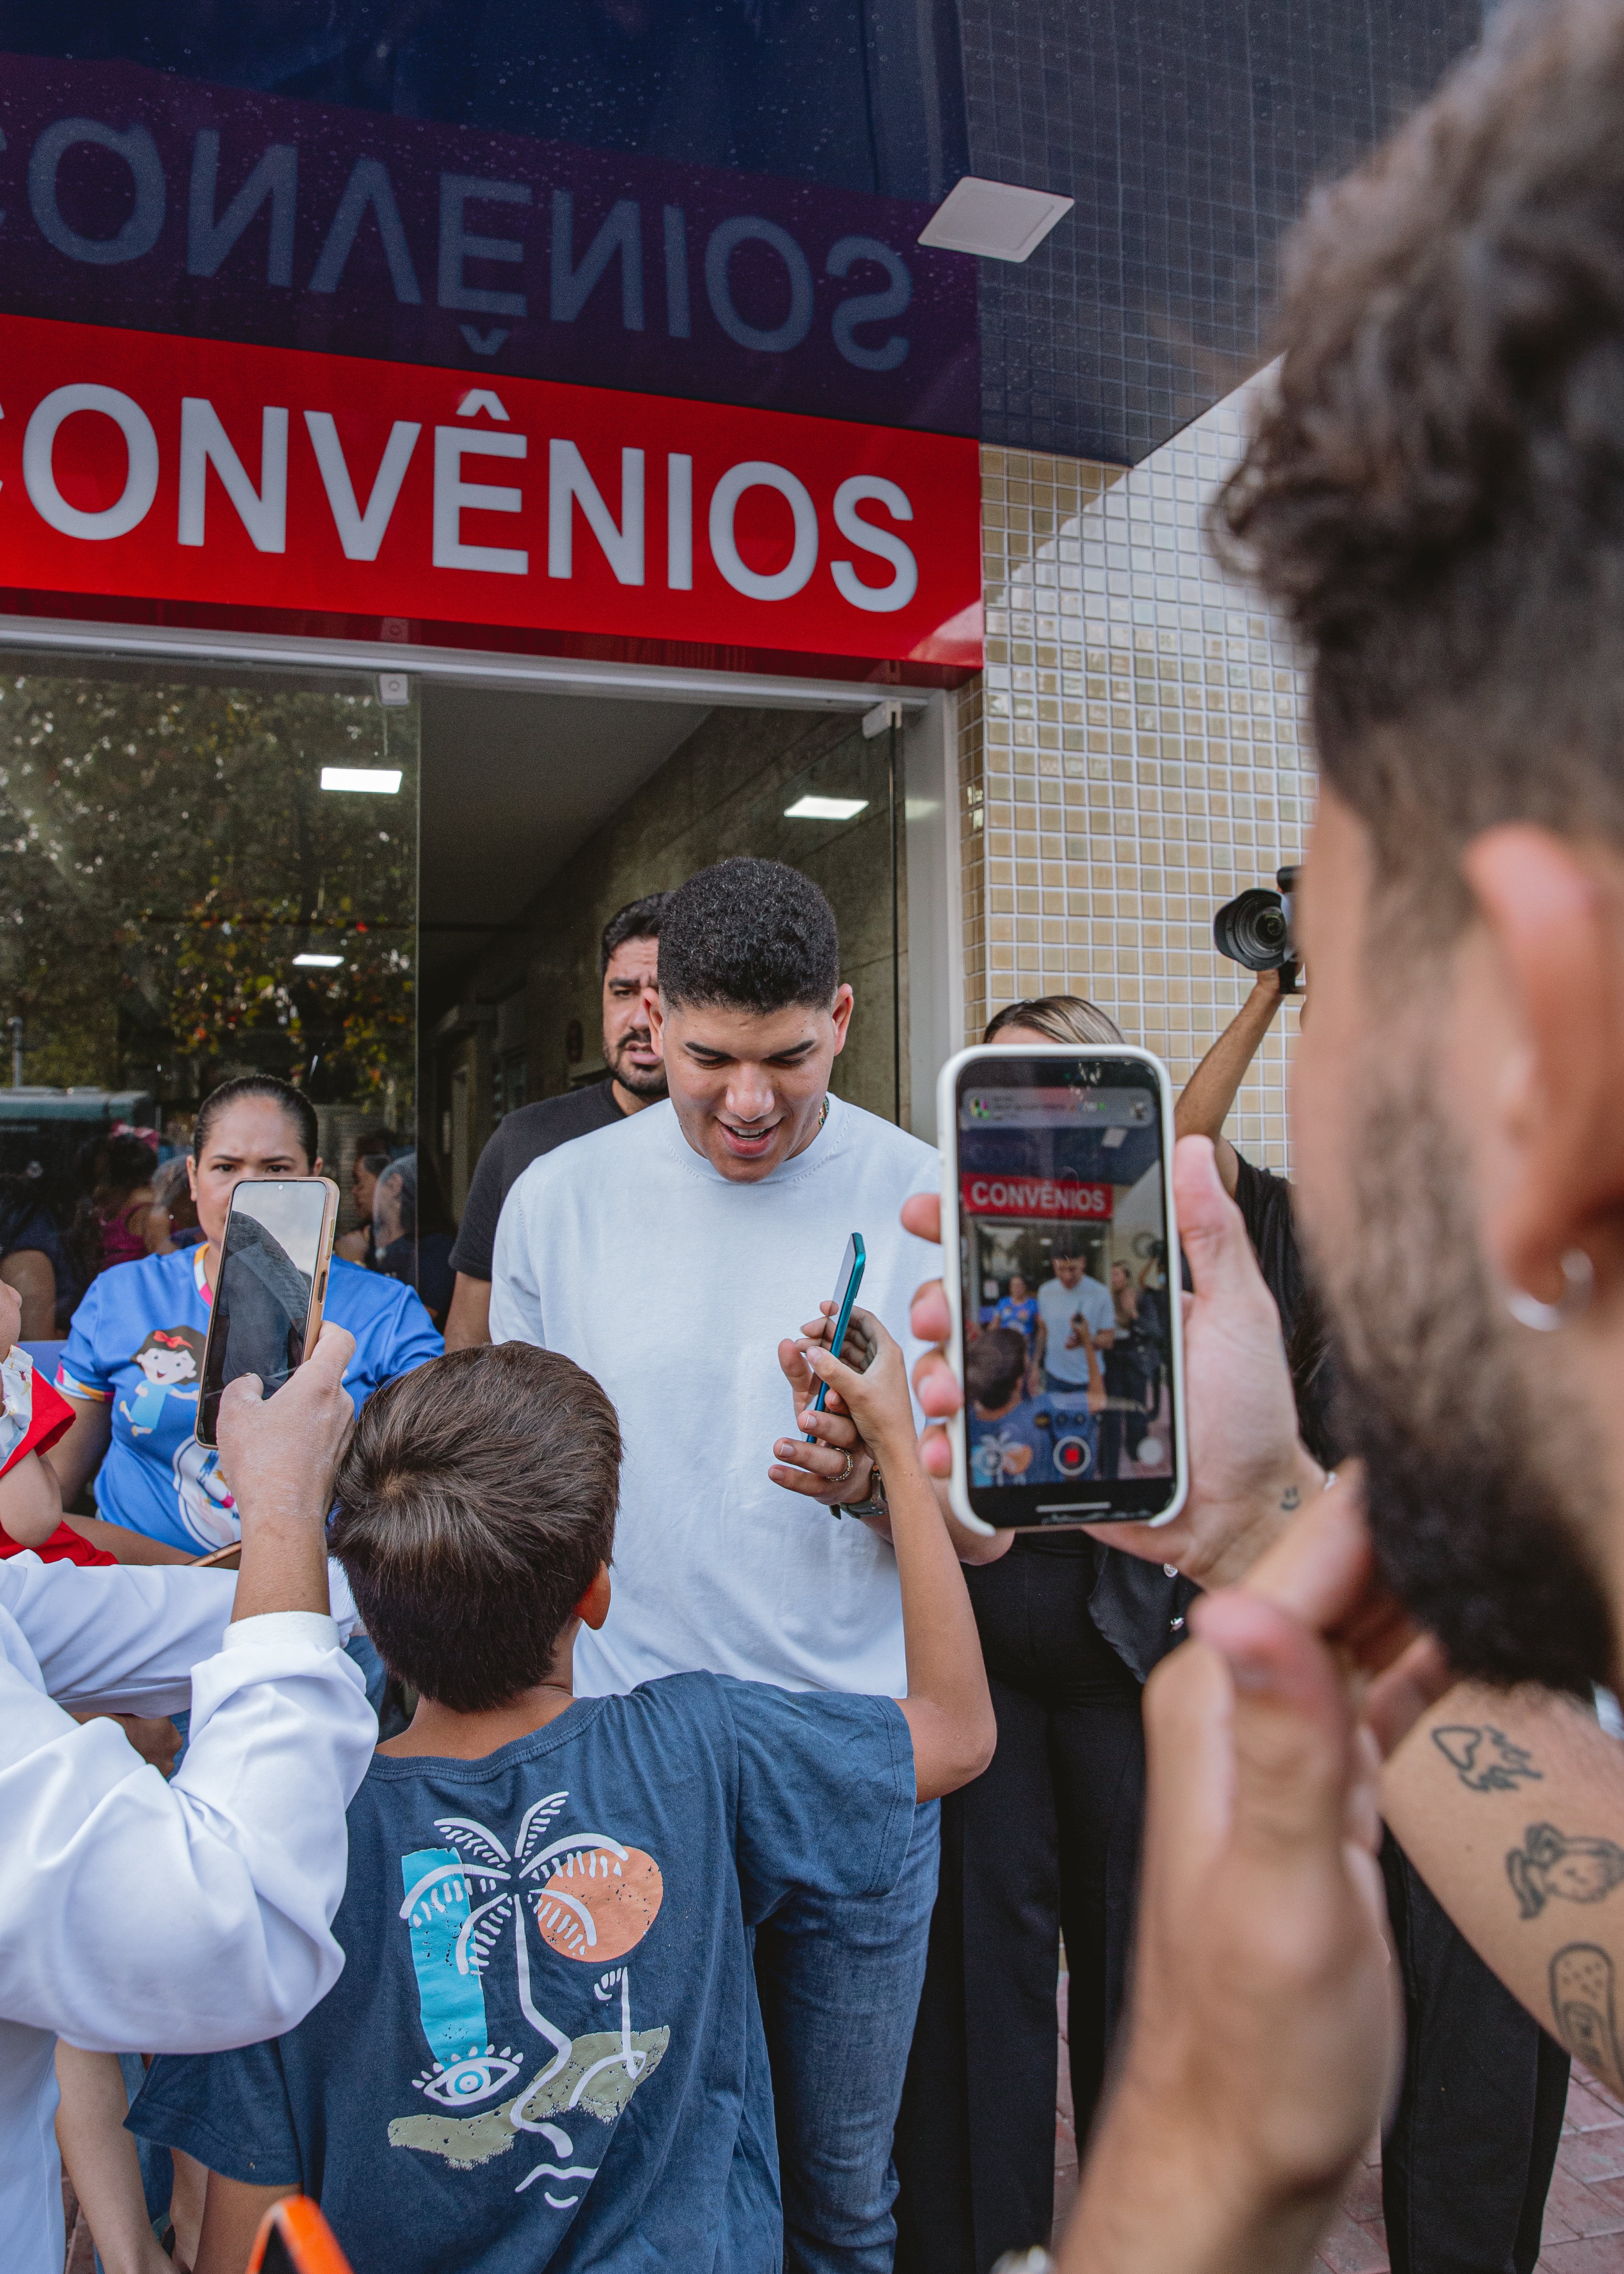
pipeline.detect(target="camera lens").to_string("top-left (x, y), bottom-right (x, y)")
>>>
top-left (1213, 887), bottom-right (1289, 969)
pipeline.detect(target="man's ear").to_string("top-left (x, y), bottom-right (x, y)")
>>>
top-left (646, 990), bottom-right (666, 1051)
top-left (572, 1564), bottom-right (612, 1631)
top-left (1463, 824), bottom-right (1624, 1306)
top-left (829, 983), bottom-right (855, 1057)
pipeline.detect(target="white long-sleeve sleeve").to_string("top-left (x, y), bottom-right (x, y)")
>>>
top-left (0, 1558), bottom-right (376, 2274)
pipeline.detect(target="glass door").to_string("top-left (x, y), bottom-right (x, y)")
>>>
top-left (0, 653), bottom-right (419, 1330)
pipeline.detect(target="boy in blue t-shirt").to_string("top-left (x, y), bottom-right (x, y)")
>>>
top-left (131, 1318), bottom-right (992, 2274)
top-left (965, 1326), bottom-right (1103, 1488)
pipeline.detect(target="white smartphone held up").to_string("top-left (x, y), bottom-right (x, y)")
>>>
top-left (936, 1044), bottom-right (1187, 1535)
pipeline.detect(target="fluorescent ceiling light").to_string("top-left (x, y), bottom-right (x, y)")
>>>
top-left (784, 794), bottom-right (869, 822)
top-left (293, 952), bottom-right (344, 968)
top-left (321, 766), bottom-right (402, 794)
top-left (918, 177), bottom-right (1075, 263)
top-left (1101, 1126), bottom-right (1127, 1149)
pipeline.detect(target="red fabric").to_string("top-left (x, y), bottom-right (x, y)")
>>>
top-left (0, 1364), bottom-right (115, 1566)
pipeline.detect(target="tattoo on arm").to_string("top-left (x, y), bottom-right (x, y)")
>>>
top-left (1431, 1724), bottom-right (1543, 1793)
top-left (1507, 1824), bottom-right (1624, 1920)
top-left (1552, 1944), bottom-right (1624, 2097)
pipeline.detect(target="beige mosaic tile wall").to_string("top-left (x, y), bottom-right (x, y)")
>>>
top-left (960, 378), bottom-right (1312, 1171)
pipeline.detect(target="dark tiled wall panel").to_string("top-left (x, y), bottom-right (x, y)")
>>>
top-left (960, 0), bottom-right (1484, 462)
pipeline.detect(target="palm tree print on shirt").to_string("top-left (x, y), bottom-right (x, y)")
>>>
top-left (390, 1789), bottom-right (668, 2200)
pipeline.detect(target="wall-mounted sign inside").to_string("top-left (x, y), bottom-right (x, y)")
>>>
top-left (0, 314), bottom-right (983, 670)
top-left (0, 53), bottom-right (978, 437)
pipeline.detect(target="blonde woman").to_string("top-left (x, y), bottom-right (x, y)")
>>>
top-left (893, 997), bottom-right (1194, 2274)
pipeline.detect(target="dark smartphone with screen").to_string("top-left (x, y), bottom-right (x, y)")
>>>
top-left (195, 1177), bottom-right (341, 1449)
top-left (804, 1233), bottom-right (865, 1441)
top-left (936, 1045), bottom-right (1186, 1532)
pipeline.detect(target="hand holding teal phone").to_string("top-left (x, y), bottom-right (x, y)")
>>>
top-left (805, 1233), bottom-right (866, 1441)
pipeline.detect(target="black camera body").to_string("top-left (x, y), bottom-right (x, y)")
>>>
top-left (1213, 864), bottom-right (1300, 991)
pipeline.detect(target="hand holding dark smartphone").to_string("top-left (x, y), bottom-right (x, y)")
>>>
top-left (195, 1177), bottom-right (340, 1449)
top-left (937, 1045), bottom-right (1186, 1533)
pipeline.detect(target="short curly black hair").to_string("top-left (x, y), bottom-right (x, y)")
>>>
top-left (657, 858), bottom-right (839, 1012)
top-left (1216, 0), bottom-right (1624, 919)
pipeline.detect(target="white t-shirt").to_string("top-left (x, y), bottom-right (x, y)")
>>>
top-left (489, 1094), bottom-right (939, 1697)
top-left (1035, 1270), bottom-right (1115, 1384)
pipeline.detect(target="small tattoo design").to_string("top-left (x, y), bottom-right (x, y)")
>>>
top-left (1551, 1944), bottom-right (1624, 2098)
top-left (1431, 1724), bottom-right (1543, 1793)
top-left (1508, 1825), bottom-right (1624, 1920)
top-left (1279, 1484), bottom-right (1302, 1512)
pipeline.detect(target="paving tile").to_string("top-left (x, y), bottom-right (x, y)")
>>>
top-left (63, 2212), bottom-right (94, 2274)
top-left (1583, 2172), bottom-right (1624, 2217)
top-left (1564, 2136), bottom-right (1624, 2186)
top-left (1052, 2160), bottom-right (1079, 2247)
top-left (1545, 2166), bottom-right (1624, 2240)
top-left (1571, 2081), bottom-right (1624, 2133)
top-left (1341, 2163), bottom-right (1384, 2226)
top-left (1537, 2237), bottom-right (1624, 2271)
top-left (1315, 2210), bottom-right (1389, 2274)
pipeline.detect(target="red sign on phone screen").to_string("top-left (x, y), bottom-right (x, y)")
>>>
top-left (959, 1175), bottom-right (1114, 1221)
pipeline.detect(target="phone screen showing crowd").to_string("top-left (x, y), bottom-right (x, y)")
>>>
top-left (956, 1054), bottom-right (1177, 1525)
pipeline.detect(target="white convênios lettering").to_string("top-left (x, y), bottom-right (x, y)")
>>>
top-left (304, 414), bottom-right (420, 561)
top-left (548, 441), bottom-right (645, 585)
top-left (830, 475), bottom-right (917, 613)
top-left (23, 384), bottom-right (159, 540)
top-left (967, 1176), bottom-right (1108, 1217)
top-left (16, 372), bottom-right (932, 618)
top-left (178, 398), bottom-right (288, 552)
top-left (432, 423), bottom-right (527, 574)
top-left (666, 452), bottom-right (693, 590)
top-left (708, 460), bottom-right (818, 602)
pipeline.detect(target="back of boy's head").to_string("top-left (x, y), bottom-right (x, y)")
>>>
top-left (329, 1345), bottom-right (620, 1713)
top-left (966, 1328), bottom-right (1027, 1410)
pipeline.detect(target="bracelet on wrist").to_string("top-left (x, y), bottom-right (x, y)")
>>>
top-left (840, 1461), bottom-right (889, 1521)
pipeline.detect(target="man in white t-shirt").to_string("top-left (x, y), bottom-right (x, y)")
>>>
top-left (1033, 1234), bottom-right (1116, 1395)
top-left (491, 856), bottom-right (986, 2274)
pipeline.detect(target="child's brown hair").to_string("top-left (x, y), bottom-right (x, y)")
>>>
top-left (328, 1344), bottom-right (620, 1712)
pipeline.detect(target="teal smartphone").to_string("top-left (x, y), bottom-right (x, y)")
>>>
top-left (805, 1233), bottom-right (866, 1441)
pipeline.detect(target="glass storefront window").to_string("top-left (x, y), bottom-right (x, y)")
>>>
top-left (0, 654), bottom-right (417, 1326)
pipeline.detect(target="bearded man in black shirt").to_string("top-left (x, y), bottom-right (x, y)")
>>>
top-left (443, 891), bottom-right (670, 1348)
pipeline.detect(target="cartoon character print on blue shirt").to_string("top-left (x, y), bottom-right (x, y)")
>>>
top-left (969, 1391), bottom-right (1100, 1488)
top-left (117, 1326), bottom-right (205, 1440)
top-left (59, 1245), bottom-right (443, 1553)
top-left (390, 1790), bottom-right (669, 2210)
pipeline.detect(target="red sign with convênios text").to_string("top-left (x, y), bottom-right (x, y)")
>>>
top-left (0, 313), bottom-right (983, 667)
top-left (959, 1175), bottom-right (1114, 1222)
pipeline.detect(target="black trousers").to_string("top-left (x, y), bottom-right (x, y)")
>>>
top-left (893, 1543), bottom-right (1145, 2274)
top-left (1380, 1836), bottom-right (1570, 2274)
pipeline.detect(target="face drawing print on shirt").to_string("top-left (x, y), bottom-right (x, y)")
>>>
top-left (388, 1789), bottom-right (668, 2205)
top-left (118, 1326), bottom-right (206, 1440)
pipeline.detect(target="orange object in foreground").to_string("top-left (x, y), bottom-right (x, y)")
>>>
top-left (247, 2196), bottom-right (353, 2274)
